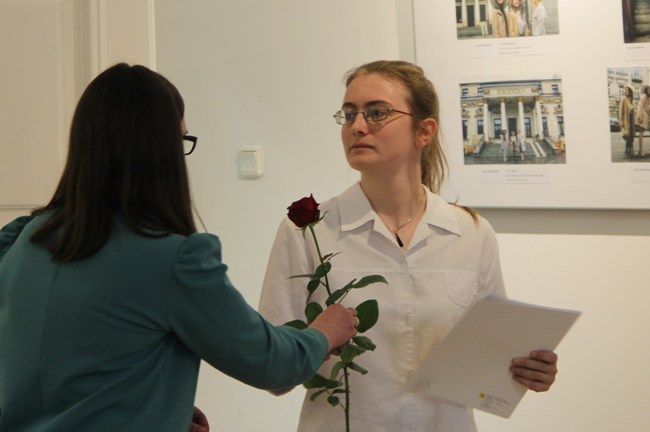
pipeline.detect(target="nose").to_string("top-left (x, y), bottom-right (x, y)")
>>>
top-left (350, 111), bottom-right (369, 135)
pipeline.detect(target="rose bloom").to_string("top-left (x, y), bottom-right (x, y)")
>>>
top-left (287, 194), bottom-right (320, 228)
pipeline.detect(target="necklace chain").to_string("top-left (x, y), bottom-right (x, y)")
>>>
top-left (389, 216), bottom-right (415, 233)
top-left (387, 190), bottom-right (426, 233)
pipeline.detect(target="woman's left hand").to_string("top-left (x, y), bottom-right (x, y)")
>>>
top-left (510, 350), bottom-right (558, 392)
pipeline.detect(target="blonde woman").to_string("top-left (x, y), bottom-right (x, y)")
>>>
top-left (260, 60), bottom-right (559, 432)
top-left (508, 0), bottom-right (530, 37)
top-left (619, 85), bottom-right (635, 157)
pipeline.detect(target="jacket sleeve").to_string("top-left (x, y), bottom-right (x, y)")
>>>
top-left (166, 232), bottom-right (327, 390)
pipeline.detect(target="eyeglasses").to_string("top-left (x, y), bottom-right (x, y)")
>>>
top-left (183, 135), bottom-right (198, 156)
top-left (332, 106), bottom-right (412, 125)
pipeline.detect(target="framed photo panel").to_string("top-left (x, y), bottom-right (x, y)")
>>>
top-left (414, 0), bottom-right (650, 208)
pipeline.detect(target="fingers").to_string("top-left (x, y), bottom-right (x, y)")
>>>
top-left (309, 304), bottom-right (358, 352)
top-left (510, 350), bottom-right (558, 393)
top-left (350, 307), bottom-right (359, 336)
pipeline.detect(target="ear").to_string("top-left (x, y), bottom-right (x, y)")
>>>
top-left (415, 118), bottom-right (437, 149)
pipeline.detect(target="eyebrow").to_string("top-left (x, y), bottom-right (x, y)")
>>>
top-left (341, 99), bottom-right (391, 109)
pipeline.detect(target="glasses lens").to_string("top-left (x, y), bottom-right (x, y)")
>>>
top-left (183, 135), bottom-right (197, 155)
top-left (364, 107), bottom-right (389, 123)
top-left (334, 110), bottom-right (354, 125)
top-left (345, 110), bottom-right (359, 124)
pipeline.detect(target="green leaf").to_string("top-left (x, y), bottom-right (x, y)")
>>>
top-left (303, 373), bottom-right (341, 389)
top-left (352, 335), bottom-right (377, 351)
top-left (329, 361), bottom-right (344, 380)
top-left (321, 252), bottom-right (340, 262)
top-left (314, 262), bottom-right (332, 278)
top-left (340, 343), bottom-right (365, 363)
top-left (355, 299), bottom-right (379, 333)
top-left (305, 302), bottom-right (323, 324)
top-left (307, 278), bottom-right (320, 294)
top-left (332, 389), bottom-right (347, 395)
top-left (283, 319), bottom-right (308, 330)
top-left (288, 273), bottom-right (315, 280)
top-left (327, 395), bottom-right (340, 407)
top-left (348, 361), bottom-right (369, 375)
top-left (309, 388), bottom-right (327, 401)
top-left (325, 286), bottom-right (350, 306)
top-left (349, 274), bottom-right (387, 288)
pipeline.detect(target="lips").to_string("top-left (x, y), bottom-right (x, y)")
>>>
top-left (349, 142), bottom-right (374, 151)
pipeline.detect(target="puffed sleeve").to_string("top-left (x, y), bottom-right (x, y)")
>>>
top-left (167, 232), bottom-right (328, 390)
top-left (0, 216), bottom-right (33, 261)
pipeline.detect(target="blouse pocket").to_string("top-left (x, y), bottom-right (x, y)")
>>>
top-left (444, 270), bottom-right (480, 308)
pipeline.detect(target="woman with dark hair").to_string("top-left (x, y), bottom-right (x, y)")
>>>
top-left (0, 63), bottom-right (358, 431)
top-left (491, 0), bottom-right (509, 38)
top-left (259, 60), bottom-right (559, 431)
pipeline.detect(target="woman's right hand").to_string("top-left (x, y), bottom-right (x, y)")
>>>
top-left (308, 304), bottom-right (358, 352)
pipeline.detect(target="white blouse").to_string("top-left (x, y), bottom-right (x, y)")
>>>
top-left (259, 182), bottom-right (506, 432)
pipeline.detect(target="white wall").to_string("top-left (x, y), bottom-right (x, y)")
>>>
top-left (152, 1), bottom-right (650, 431)
top-left (2, 1), bottom-right (648, 431)
top-left (154, 2), bottom-right (406, 430)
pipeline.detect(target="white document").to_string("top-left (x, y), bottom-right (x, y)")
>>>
top-left (408, 296), bottom-right (581, 418)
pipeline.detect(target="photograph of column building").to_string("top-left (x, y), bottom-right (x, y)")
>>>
top-left (460, 75), bottom-right (567, 165)
top-left (456, 0), bottom-right (559, 40)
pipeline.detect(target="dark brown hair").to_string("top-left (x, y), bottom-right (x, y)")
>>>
top-left (31, 63), bottom-right (196, 261)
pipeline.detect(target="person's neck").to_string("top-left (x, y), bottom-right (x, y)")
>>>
top-left (359, 174), bottom-right (424, 221)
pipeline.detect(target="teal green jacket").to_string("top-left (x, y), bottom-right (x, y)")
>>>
top-left (0, 215), bottom-right (327, 431)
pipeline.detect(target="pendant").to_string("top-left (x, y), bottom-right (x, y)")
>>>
top-left (396, 233), bottom-right (404, 248)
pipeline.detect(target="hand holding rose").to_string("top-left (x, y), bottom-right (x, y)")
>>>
top-left (309, 304), bottom-right (358, 352)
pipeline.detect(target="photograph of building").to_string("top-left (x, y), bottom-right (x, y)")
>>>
top-left (460, 76), bottom-right (566, 164)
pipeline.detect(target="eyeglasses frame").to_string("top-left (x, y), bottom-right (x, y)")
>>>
top-left (332, 106), bottom-right (412, 125)
top-left (183, 135), bottom-right (198, 155)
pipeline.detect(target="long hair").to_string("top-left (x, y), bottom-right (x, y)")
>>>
top-left (31, 63), bottom-right (196, 262)
top-left (344, 60), bottom-right (447, 194)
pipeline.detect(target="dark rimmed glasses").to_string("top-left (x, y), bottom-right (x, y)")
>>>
top-left (183, 135), bottom-right (198, 156)
top-left (333, 105), bottom-right (412, 125)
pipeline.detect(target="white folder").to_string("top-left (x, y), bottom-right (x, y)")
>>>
top-left (408, 296), bottom-right (581, 418)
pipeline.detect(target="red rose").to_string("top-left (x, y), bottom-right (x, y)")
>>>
top-left (287, 194), bottom-right (320, 228)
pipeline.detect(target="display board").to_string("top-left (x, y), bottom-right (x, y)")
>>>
top-left (414, 0), bottom-right (650, 208)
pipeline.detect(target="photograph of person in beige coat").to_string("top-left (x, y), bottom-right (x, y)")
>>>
top-left (508, 0), bottom-right (530, 37)
top-left (491, 0), bottom-right (508, 38)
top-left (619, 84), bottom-right (636, 157)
